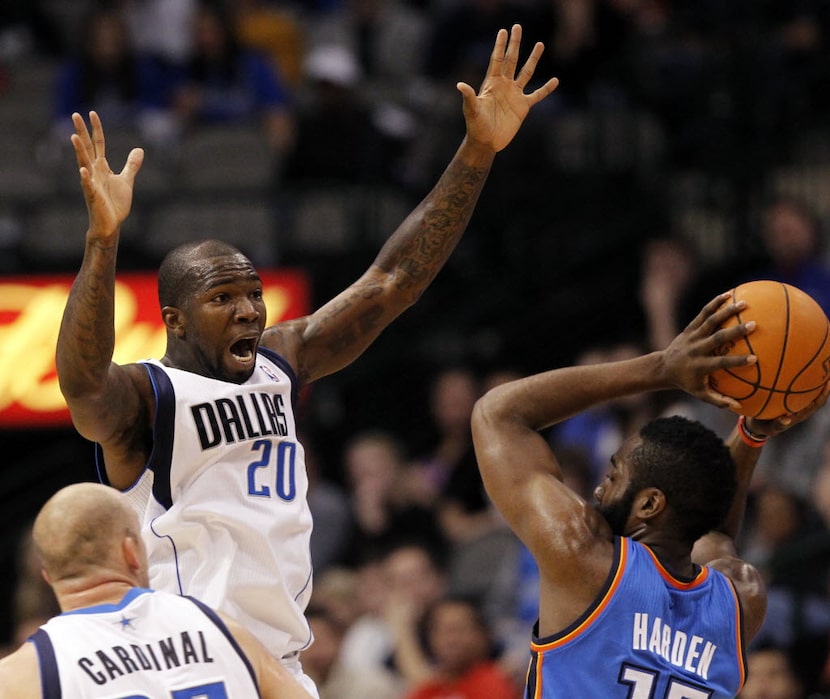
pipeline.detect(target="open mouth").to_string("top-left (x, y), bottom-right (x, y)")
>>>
top-left (230, 338), bottom-right (256, 362)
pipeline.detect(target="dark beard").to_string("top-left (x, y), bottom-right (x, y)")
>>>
top-left (598, 484), bottom-right (637, 536)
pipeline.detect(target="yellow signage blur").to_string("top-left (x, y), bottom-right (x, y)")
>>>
top-left (0, 271), bottom-right (308, 427)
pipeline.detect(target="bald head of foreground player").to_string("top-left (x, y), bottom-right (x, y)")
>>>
top-left (33, 482), bottom-right (151, 598)
top-left (0, 483), bottom-right (314, 699)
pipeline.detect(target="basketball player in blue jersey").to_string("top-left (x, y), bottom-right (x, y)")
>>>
top-left (472, 293), bottom-right (830, 699)
top-left (55, 24), bottom-right (558, 696)
top-left (0, 483), bottom-right (314, 699)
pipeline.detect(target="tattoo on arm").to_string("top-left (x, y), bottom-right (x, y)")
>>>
top-left (374, 159), bottom-right (489, 292)
top-left (58, 252), bottom-right (118, 392)
top-left (289, 159), bottom-right (489, 382)
top-left (296, 286), bottom-right (386, 379)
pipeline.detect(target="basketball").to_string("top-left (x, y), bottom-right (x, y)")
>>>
top-left (709, 280), bottom-right (830, 419)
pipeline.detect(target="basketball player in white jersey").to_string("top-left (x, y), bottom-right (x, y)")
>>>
top-left (55, 25), bottom-right (559, 695)
top-left (0, 483), bottom-right (314, 699)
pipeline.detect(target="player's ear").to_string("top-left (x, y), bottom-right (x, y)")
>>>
top-left (123, 535), bottom-right (142, 572)
top-left (635, 487), bottom-right (666, 521)
top-left (162, 306), bottom-right (185, 337)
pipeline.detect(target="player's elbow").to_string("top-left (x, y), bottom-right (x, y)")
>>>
top-left (57, 374), bottom-right (97, 405)
top-left (471, 393), bottom-right (497, 437)
top-left (471, 390), bottom-right (515, 454)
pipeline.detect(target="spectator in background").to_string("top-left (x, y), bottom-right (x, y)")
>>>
top-left (301, 0), bottom-right (427, 185)
top-left (640, 235), bottom-right (701, 352)
top-left (752, 196), bottom-right (830, 317)
top-left (339, 540), bottom-right (448, 689)
top-left (121, 0), bottom-right (197, 69)
top-left (403, 596), bottom-right (520, 699)
top-left (51, 4), bottom-right (177, 150)
top-left (739, 643), bottom-right (806, 699)
top-left (234, 0), bottom-right (305, 88)
top-left (341, 430), bottom-right (444, 567)
top-left (303, 606), bottom-right (405, 699)
top-left (742, 483), bottom-right (830, 670)
top-left (406, 368), bottom-right (510, 622)
top-left (305, 431), bottom-right (353, 575)
top-left (306, 0), bottom-right (430, 99)
top-left (639, 195), bottom-right (830, 357)
top-left (173, 0), bottom-right (294, 156)
top-left (308, 566), bottom-right (363, 633)
top-left (282, 43), bottom-right (395, 186)
top-left (409, 368), bottom-right (482, 516)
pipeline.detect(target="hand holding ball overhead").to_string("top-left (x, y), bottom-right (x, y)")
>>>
top-left (710, 280), bottom-right (830, 419)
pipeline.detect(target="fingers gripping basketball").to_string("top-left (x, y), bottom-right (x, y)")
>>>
top-left (710, 280), bottom-right (830, 419)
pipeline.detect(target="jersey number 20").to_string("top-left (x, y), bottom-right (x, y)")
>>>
top-left (247, 439), bottom-right (297, 501)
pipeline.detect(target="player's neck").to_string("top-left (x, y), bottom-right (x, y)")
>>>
top-left (55, 578), bottom-right (138, 614)
top-left (642, 540), bottom-right (697, 580)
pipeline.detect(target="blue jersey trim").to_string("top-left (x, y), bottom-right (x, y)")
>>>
top-left (257, 347), bottom-right (300, 411)
top-left (183, 596), bottom-right (261, 697)
top-left (95, 442), bottom-right (150, 494)
top-left (29, 628), bottom-right (61, 699)
top-left (61, 587), bottom-right (152, 616)
top-left (142, 361), bottom-right (176, 510)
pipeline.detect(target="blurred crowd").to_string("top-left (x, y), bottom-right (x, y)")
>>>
top-left (2, 0), bottom-right (830, 697)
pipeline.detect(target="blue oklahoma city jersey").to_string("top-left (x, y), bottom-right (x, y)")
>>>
top-left (102, 349), bottom-right (313, 661)
top-left (526, 537), bottom-right (746, 699)
top-left (29, 588), bottom-right (260, 697)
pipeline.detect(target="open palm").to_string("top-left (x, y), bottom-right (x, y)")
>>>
top-left (458, 25), bottom-right (559, 153)
top-left (71, 111), bottom-right (144, 240)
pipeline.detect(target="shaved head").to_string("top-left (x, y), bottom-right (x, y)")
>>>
top-left (32, 483), bottom-right (143, 584)
top-left (158, 239), bottom-right (249, 309)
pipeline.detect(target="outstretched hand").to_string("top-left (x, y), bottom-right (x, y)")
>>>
top-left (457, 24), bottom-right (559, 153)
top-left (660, 292), bottom-right (758, 409)
top-left (71, 111), bottom-right (144, 240)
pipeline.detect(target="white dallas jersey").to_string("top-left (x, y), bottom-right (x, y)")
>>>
top-left (101, 350), bottom-right (313, 660)
top-left (29, 588), bottom-right (261, 697)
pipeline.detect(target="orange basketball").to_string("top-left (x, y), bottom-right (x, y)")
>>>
top-left (709, 280), bottom-right (830, 419)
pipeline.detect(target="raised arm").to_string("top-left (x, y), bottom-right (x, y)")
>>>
top-left (474, 294), bottom-right (754, 549)
top-left (472, 295), bottom-right (754, 634)
top-left (472, 294), bottom-right (755, 630)
top-left (55, 112), bottom-right (152, 486)
top-left (262, 25), bottom-right (559, 383)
